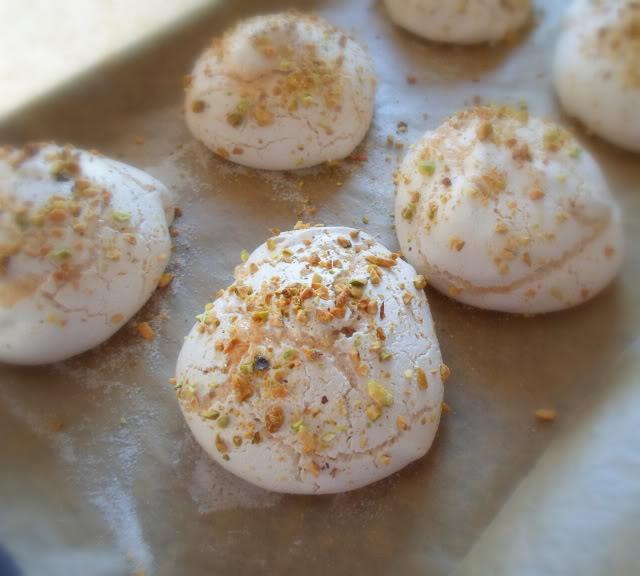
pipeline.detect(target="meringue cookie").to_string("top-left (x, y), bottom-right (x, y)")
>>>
top-left (184, 12), bottom-right (376, 170)
top-left (394, 106), bottom-right (623, 314)
top-left (554, 0), bottom-right (640, 152)
top-left (175, 226), bottom-right (446, 494)
top-left (0, 144), bottom-right (174, 365)
top-left (383, 0), bottom-right (531, 44)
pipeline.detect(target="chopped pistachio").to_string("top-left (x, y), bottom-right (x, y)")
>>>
top-left (379, 350), bottom-right (393, 361)
top-left (291, 419), bottom-right (304, 432)
top-left (239, 363), bottom-right (252, 375)
top-left (568, 147), bottom-right (582, 159)
top-left (240, 249), bottom-right (249, 262)
top-left (136, 322), bottom-right (155, 341)
top-left (534, 408), bottom-right (556, 422)
top-left (321, 432), bottom-right (336, 443)
top-left (215, 434), bottom-right (228, 454)
top-left (401, 203), bottom-right (416, 221)
top-left (336, 236), bottom-right (352, 248)
top-left (227, 111), bottom-right (244, 127)
top-left (158, 273), bottom-right (174, 288)
top-left (112, 211), bottom-right (131, 222)
top-left (14, 211), bottom-right (30, 228)
top-left (349, 278), bottom-right (367, 288)
top-left (217, 414), bottom-right (230, 428)
top-left (366, 404), bottom-right (382, 421)
top-left (418, 159), bottom-right (436, 176)
top-left (266, 237), bottom-right (277, 251)
top-left (252, 310), bottom-right (270, 322)
top-left (396, 416), bottom-right (409, 431)
top-left (367, 380), bottom-right (393, 407)
top-left (265, 405), bottom-right (284, 433)
top-left (283, 348), bottom-right (298, 361)
top-left (202, 409), bottom-right (220, 420)
top-left (365, 254), bottom-right (396, 268)
top-left (49, 247), bottom-right (72, 259)
top-left (413, 275), bottom-right (427, 289)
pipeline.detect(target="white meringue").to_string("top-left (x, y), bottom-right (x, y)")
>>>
top-left (384, 0), bottom-right (531, 44)
top-left (175, 226), bottom-right (446, 494)
top-left (394, 106), bottom-right (623, 314)
top-left (554, 0), bottom-right (640, 152)
top-left (0, 144), bottom-right (174, 364)
top-left (185, 12), bottom-right (376, 170)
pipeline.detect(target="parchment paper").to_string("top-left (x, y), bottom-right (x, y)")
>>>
top-left (1, 1), bottom-right (639, 575)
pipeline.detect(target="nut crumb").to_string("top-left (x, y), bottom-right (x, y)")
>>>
top-left (191, 100), bottom-right (205, 113)
top-left (158, 273), bottom-right (174, 288)
top-left (534, 408), bottom-right (556, 422)
top-left (136, 322), bottom-right (155, 341)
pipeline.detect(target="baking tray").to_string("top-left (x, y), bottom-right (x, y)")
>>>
top-left (1, 1), bottom-right (639, 575)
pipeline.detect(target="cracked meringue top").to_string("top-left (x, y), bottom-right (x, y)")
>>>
top-left (383, 0), bottom-right (531, 44)
top-left (184, 11), bottom-right (376, 170)
top-left (175, 226), bottom-right (446, 494)
top-left (0, 143), bottom-right (174, 365)
top-left (394, 106), bottom-right (623, 314)
top-left (554, 0), bottom-right (640, 152)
